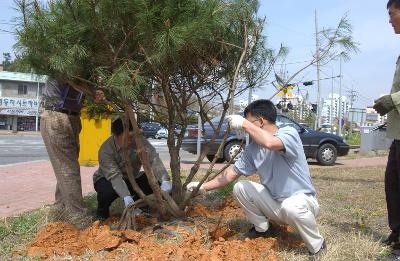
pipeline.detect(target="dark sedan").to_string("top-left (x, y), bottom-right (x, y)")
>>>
top-left (182, 114), bottom-right (350, 166)
top-left (139, 122), bottom-right (162, 138)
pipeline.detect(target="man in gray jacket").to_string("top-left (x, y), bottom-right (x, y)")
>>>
top-left (93, 118), bottom-right (171, 220)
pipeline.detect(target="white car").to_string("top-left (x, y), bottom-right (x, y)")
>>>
top-left (155, 128), bottom-right (168, 139)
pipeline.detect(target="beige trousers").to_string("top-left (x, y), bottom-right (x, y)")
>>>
top-left (233, 180), bottom-right (324, 253)
top-left (40, 110), bottom-right (85, 213)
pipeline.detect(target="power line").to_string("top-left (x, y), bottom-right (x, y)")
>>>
top-left (319, 68), bottom-right (374, 103)
top-left (276, 59), bottom-right (314, 66)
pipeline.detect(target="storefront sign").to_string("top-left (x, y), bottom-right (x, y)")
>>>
top-left (0, 97), bottom-right (39, 116)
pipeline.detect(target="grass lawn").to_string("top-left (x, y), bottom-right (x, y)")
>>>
top-left (0, 165), bottom-right (392, 260)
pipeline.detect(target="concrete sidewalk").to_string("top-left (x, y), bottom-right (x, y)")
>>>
top-left (0, 156), bottom-right (388, 217)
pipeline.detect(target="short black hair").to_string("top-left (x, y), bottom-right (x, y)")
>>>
top-left (111, 118), bottom-right (133, 136)
top-left (388, 0), bottom-right (400, 9)
top-left (243, 99), bottom-right (277, 124)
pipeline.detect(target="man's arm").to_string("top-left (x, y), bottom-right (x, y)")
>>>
top-left (391, 91), bottom-right (400, 114)
top-left (201, 166), bottom-right (240, 192)
top-left (99, 149), bottom-right (131, 198)
top-left (242, 120), bottom-right (284, 151)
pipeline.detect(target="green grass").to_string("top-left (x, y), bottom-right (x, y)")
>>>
top-left (214, 181), bottom-right (235, 199)
top-left (0, 193), bottom-right (99, 259)
top-left (345, 132), bottom-right (361, 146)
top-left (0, 210), bottom-right (47, 258)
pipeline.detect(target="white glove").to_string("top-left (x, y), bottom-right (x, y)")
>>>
top-left (161, 180), bottom-right (172, 193)
top-left (123, 196), bottom-right (142, 216)
top-left (186, 181), bottom-right (206, 195)
top-left (226, 115), bottom-right (245, 130)
top-left (123, 196), bottom-right (134, 207)
top-left (131, 208), bottom-right (142, 216)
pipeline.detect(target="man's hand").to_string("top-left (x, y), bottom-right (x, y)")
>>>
top-left (227, 115), bottom-right (245, 130)
top-left (123, 196), bottom-right (142, 216)
top-left (186, 181), bottom-right (206, 195)
top-left (131, 208), bottom-right (142, 216)
top-left (123, 196), bottom-right (134, 207)
top-left (161, 180), bottom-right (172, 193)
top-left (373, 95), bottom-right (395, 116)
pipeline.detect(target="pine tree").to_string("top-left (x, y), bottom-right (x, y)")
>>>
top-left (15, 0), bottom-right (271, 221)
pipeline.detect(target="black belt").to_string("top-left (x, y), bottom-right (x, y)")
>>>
top-left (45, 106), bottom-right (80, 116)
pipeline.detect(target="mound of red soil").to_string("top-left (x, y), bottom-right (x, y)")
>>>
top-left (23, 200), bottom-right (302, 260)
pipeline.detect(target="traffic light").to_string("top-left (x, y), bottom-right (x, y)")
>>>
top-left (303, 81), bottom-right (314, 86)
top-left (311, 103), bottom-right (317, 113)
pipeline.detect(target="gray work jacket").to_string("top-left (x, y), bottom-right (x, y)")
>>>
top-left (93, 135), bottom-right (169, 198)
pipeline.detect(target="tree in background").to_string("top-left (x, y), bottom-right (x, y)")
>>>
top-left (15, 0), bottom-right (276, 221)
top-left (271, 15), bottom-right (359, 126)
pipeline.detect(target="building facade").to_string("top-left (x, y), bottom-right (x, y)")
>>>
top-left (321, 93), bottom-right (350, 125)
top-left (0, 70), bottom-right (47, 131)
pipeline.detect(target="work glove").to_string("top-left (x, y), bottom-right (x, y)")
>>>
top-left (373, 95), bottom-right (395, 116)
top-left (226, 115), bottom-right (245, 130)
top-left (123, 196), bottom-right (143, 216)
top-left (160, 180), bottom-right (172, 193)
top-left (186, 181), bottom-right (207, 195)
top-left (123, 196), bottom-right (134, 207)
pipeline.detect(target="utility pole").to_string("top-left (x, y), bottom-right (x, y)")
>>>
top-left (347, 87), bottom-right (357, 134)
top-left (35, 81), bottom-right (40, 132)
top-left (338, 56), bottom-right (343, 136)
top-left (330, 68), bottom-right (334, 133)
top-left (246, 87), bottom-right (252, 146)
top-left (314, 9), bottom-right (322, 130)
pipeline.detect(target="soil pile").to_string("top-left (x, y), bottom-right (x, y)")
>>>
top-left (24, 200), bottom-right (302, 260)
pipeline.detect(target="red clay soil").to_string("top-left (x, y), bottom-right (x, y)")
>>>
top-left (22, 200), bottom-right (303, 260)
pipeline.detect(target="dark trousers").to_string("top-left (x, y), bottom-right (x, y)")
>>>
top-left (385, 140), bottom-right (400, 232)
top-left (94, 174), bottom-right (154, 218)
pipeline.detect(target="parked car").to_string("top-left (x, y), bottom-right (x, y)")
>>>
top-left (155, 128), bottom-right (168, 139)
top-left (139, 122), bottom-right (162, 138)
top-left (182, 114), bottom-right (350, 166)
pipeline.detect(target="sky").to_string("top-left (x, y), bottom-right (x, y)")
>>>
top-left (257, 0), bottom-right (398, 109)
top-left (0, 0), bottom-right (397, 109)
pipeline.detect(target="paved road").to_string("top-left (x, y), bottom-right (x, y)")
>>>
top-left (0, 136), bottom-right (48, 165)
top-left (0, 135), bottom-right (196, 166)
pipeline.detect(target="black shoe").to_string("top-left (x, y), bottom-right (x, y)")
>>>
top-left (95, 214), bottom-right (107, 221)
top-left (309, 240), bottom-right (327, 261)
top-left (383, 231), bottom-right (400, 246)
top-left (240, 225), bottom-right (277, 240)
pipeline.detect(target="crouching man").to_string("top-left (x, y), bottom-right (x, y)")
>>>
top-left (187, 100), bottom-right (325, 260)
top-left (93, 118), bottom-right (172, 220)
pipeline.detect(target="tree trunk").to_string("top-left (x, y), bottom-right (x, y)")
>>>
top-left (125, 104), bottom-right (168, 219)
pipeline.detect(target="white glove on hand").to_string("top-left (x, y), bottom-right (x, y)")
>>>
top-left (186, 181), bottom-right (206, 195)
top-left (226, 115), bottom-right (245, 130)
top-left (131, 208), bottom-right (142, 216)
top-left (161, 180), bottom-right (172, 193)
top-left (123, 196), bottom-right (134, 207)
top-left (123, 196), bottom-right (142, 216)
